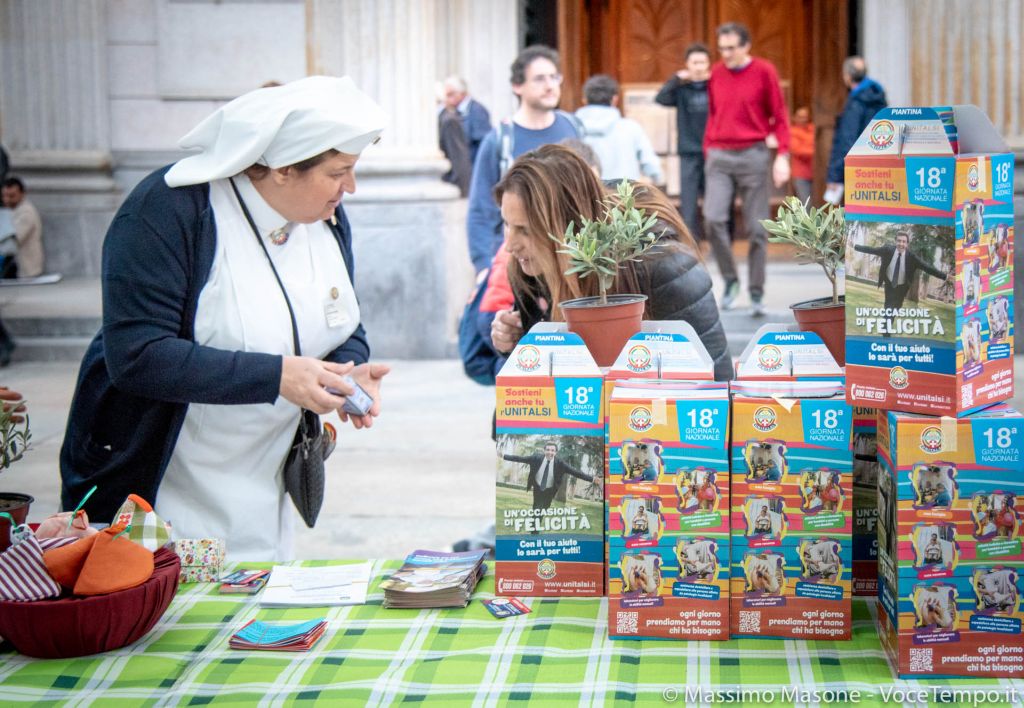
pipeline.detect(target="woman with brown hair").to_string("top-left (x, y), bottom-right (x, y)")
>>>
top-left (490, 143), bottom-right (730, 379)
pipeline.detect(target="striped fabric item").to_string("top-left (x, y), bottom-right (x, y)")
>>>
top-left (0, 535), bottom-right (61, 601)
top-left (37, 536), bottom-right (77, 552)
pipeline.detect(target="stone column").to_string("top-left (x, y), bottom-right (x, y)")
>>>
top-left (861, 0), bottom-right (912, 106)
top-left (308, 0), bottom-right (468, 358)
top-left (436, 0), bottom-right (519, 123)
top-left (0, 0), bottom-right (119, 276)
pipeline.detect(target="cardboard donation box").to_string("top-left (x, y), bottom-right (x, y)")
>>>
top-left (853, 406), bottom-right (882, 596)
top-left (845, 106), bottom-right (1015, 416)
top-left (495, 324), bottom-right (605, 597)
top-left (605, 325), bottom-right (729, 640)
top-left (734, 325), bottom-right (845, 381)
top-left (730, 329), bottom-right (853, 640)
top-left (876, 405), bottom-right (1024, 678)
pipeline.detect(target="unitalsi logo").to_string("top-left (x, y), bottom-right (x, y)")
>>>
top-left (757, 344), bottom-right (783, 372)
top-left (752, 406), bottom-right (778, 433)
top-left (920, 426), bottom-right (943, 453)
top-left (515, 345), bottom-right (541, 372)
top-left (536, 558), bottom-right (556, 580)
top-left (889, 366), bottom-right (909, 390)
top-left (628, 406), bottom-right (654, 432)
top-left (868, 120), bottom-right (896, 150)
top-left (967, 164), bottom-right (980, 191)
top-left (626, 344), bottom-right (653, 372)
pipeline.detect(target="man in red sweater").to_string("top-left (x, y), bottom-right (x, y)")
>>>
top-left (702, 22), bottom-right (790, 316)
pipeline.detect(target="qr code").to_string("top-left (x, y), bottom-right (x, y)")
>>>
top-left (616, 611), bottom-right (639, 634)
top-left (909, 647), bottom-right (933, 673)
top-left (738, 611), bottom-right (761, 634)
top-left (961, 384), bottom-right (974, 409)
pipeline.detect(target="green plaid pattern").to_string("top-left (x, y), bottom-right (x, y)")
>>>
top-left (1, 560), bottom-right (1022, 706)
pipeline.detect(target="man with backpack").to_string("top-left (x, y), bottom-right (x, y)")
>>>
top-left (465, 45), bottom-right (581, 274)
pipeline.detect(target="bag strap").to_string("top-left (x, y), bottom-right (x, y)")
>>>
top-left (556, 109), bottom-right (586, 138)
top-left (497, 118), bottom-right (514, 176)
top-left (229, 178), bottom-right (302, 358)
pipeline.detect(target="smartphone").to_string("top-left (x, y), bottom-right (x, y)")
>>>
top-left (326, 375), bottom-right (373, 416)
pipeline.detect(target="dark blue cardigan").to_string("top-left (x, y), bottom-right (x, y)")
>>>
top-left (59, 166), bottom-right (370, 520)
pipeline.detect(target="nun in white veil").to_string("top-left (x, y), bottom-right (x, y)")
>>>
top-left (60, 76), bottom-right (390, 561)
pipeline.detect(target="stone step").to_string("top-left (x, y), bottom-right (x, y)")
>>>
top-left (6, 316), bottom-right (101, 338)
top-left (9, 336), bottom-right (93, 363)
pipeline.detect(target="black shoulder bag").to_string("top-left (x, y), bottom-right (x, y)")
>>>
top-left (230, 179), bottom-right (335, 528)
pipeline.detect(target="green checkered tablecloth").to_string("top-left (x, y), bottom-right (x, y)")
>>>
top-left (1, 560), bottom-right (1023, 707)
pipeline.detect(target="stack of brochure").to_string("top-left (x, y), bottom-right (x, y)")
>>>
top-left (229, 619), bottom-right (327, 651)
top-left (219, 569), bottom-right (269, 594)
top-left (379, 549), bottom-right (487, 609)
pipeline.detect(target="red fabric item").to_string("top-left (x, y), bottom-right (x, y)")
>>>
top-left (479, 247), bottom-right (514, 313)
top-left (704, 57), bottom-right (790, 155)
top-left (789, 123), bottom-right (815, 180)
top-left (0, 548), bottom-right (180, 658)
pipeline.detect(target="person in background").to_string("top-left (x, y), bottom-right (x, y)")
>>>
top-left (655, 43), bottom-right (712, 240)
top-left (441, 76), bottom-right (492, 167)
top-left (465, 45), bottom-right (581, 274)
top-left (825, 56), bottom-right (887, 204)
top-left (1, 177), bottom-right (44, 278)
top-left (439, 76), bottom-right (491, 196)
top-left (439, 106), bottom-right (472, 196)
top-left (575, 74), bottom-right (662, 184)
top-left (59, 77), bottom-right (391, 561)
top-left (703, 22), bottom-right (790, 316)
top-left (790, 107), bottom-right (815, 204)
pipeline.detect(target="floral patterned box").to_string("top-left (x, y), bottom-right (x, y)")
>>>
top-left (173, 538), bottom-right (226, 583)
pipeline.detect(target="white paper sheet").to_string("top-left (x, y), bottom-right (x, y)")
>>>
top-left (259, 562), bottom-right (372, 607)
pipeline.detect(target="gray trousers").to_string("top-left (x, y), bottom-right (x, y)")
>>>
top-left (793, 178), bottom-right (812, 205)
top-left (702, 144), bottom-right (771, 299)
top-left (678, 153), bottom-right (705, 241)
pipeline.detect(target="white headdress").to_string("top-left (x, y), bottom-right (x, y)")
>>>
top-left (164, 75), bottom-right (387, 187)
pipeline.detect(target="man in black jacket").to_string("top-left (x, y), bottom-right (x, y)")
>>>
top-left (655, 44), bottom-right (711, 240)
top-left (825, 57), bottom-right (887, 204)
top-left (502, 441), bottom-right (595, 512)
top-left (854, 230), bottom-right (951, 334)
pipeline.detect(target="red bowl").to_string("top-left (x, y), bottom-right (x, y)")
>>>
top-left (0, 547), bottom-right (181, 658)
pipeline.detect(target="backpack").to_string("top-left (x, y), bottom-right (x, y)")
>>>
top-left (458, 267), bottom-right (500, 385)
top-left (496, 110), bottom-right (585, 174)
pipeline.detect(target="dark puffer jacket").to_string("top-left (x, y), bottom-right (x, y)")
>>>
top-left (516, 227), bottom-right (732, 381)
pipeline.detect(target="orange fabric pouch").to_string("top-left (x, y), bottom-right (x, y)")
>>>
top-left (43, 533), bottom-right (100, 588)
top-left (73, 525), bottom-right (155, 596)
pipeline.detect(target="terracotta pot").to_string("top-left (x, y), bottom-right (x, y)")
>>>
top-left (791, 296), bottom-right (846, 365)
top-left (560, 294), bottom-right (647, 367)
top-left (0, 493), bottom-right (34, 553)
